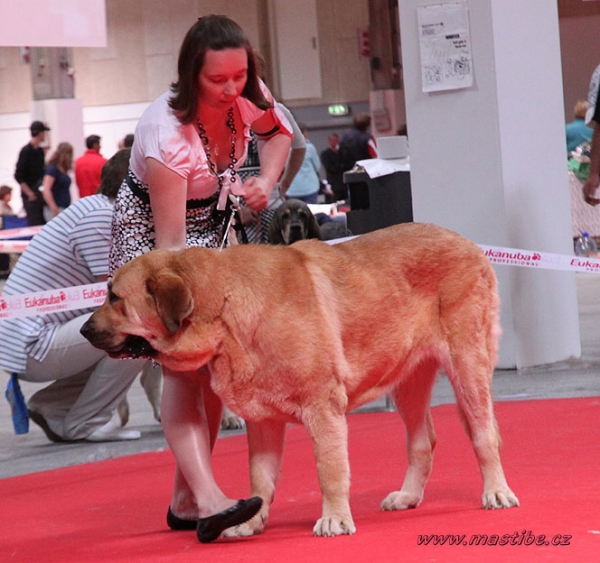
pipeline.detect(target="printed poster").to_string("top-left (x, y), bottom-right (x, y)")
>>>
top-left (417, 2), bottom-right (473, 92)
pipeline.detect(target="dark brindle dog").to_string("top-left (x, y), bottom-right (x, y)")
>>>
top-left (268, 199), bottom-right (321, 245)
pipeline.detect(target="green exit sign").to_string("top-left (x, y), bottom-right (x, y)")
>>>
top-left (328, 104), bottom-right (349, 116)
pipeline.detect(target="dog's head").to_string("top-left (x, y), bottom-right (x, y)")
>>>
top-left (268, 199), bottom-right (321, 245)
top-left (80, 248), bottom-right (224, 371)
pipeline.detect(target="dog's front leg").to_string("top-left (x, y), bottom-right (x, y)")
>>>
top-left (303, 408), bottom-right (356, 537)
top-left (222, 419), bottom-right (286, 538)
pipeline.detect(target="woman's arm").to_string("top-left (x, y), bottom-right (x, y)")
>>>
top-left (41, 173), bottom-right (59, 216)
top-left (243, 121), bottom-right (291, 209)
top-left (146, 157), bottom-right (188, 250)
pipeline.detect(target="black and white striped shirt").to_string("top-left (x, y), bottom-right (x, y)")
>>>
top-left (0, 195), bottom-right (113, 373)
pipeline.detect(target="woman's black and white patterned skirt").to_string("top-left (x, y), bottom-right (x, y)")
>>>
top-left (108, 170), bottom-right (224, 277)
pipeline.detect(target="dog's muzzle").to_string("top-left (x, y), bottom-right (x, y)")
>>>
top-left (286, 222), bottom-right (305, 244)
top-left (80, 321), bottom-right (158, 359)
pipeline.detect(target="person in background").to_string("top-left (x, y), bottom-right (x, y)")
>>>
top-left (117, 133), bottom-right (135, 150)
top-left (41, 142), bottom-right (74, 221)
top-left (320, 133), bottom-right (346, 201)
top-left (0, 148), bottom-right (147, 443)
top-left (338, 112), bottom-right (378, 173)
top-left (284, 124), bottom-right (321, 204)
top-left (583, 68), bottom-right (600, 205)
top-left (107, 15), bottom-right (292, 540)
top-left (123, 133), bottom-right (134, 148)
top-left (237, 108), bottom-right (306, 243)
top-left (236, 50), bottom-right (306, 243)
top-left (75, 134), bottom-right (107, 198)
top-left (566, 100), bottom-right (592, 156)
top-left (586, 64), bottom-right (600, 126)
top-left (0, 185), bottom-right (15, 277)
top-left (14, 120), bottom-right (50, 226)
top-left (0, 185), bottom-right (15, 216)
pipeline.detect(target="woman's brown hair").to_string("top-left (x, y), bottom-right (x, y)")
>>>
top-left (169, 15), bottom-right (271, 125)
top-left (47, 142), bottom-right (73, 172)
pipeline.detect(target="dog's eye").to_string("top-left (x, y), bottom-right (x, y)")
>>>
top-left (108, 288), bottom-right (120, 304)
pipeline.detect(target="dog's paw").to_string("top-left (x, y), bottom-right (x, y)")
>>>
top-left (221, 509), bottom-right (267, 538)
top-left (220, 407), bottom-right (245, 430)
top-left (482, 488), bottom-right (520, 509)
top-left (380, 490), bottom-right (422, 511)
top-left (313, 516), bottom-right (356, 537)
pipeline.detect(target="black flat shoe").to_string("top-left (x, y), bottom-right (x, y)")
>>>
top-left (28, 410), bottom-right (67, 443)
top-left (196, 497), bottom-right (263, 543)
top-left (166, 506), bottom-right (197, 531)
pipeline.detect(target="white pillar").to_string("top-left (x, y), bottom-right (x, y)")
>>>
top-left (397, 0), bottom-right (580, 368)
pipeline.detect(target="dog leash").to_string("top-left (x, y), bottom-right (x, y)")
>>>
top-left (219, 193), bottom-right (248, 250)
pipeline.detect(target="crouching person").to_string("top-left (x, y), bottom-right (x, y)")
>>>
top-left (0, 149), bottom-right (146, 442)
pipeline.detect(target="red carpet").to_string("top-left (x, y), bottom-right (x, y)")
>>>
top-left (1, 397), bottom-right (599, 562)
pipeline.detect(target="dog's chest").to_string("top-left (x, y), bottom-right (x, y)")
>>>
top-left (209, 363), bottom-right (300, 422)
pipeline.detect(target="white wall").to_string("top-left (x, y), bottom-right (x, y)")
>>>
top-left (398, 0), bottom-right (580, 368)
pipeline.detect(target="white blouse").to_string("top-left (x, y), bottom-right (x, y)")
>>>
top-left (130, 88), bottom-right (291, 200)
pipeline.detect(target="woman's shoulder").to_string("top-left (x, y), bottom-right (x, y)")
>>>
top-left (236, 82), bottom-right (275, 123)
top-left (138, 92), bottom-right (177, 127)
top-left (236, 96), bottom-right (266, 123)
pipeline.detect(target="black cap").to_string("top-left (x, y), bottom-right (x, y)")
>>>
top-left (30, 121), bottom-right (50, 135)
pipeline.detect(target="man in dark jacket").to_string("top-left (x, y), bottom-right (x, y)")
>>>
top-left (338, 112), bottom-right (378, 173)
top-left (14, 120), bottom-right (50, 226)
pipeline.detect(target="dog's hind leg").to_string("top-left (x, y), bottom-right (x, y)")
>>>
top-left (222, 419), bottom-right (286, 538)
top-left (446, 355), bottom-right (519, 510)
top-left (381, 358), bottom-right (439, 511)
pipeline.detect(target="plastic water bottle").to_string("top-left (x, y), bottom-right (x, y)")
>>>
top-left (574, 231), bottom-right (598, 257)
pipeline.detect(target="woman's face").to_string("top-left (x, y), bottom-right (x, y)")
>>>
top-left (198, 48), bottom-right (248, 109)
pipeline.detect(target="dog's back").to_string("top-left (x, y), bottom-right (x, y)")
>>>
top-left (285, 222), bottom-right (499, 409)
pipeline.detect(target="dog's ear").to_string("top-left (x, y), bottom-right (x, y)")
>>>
top-left (146, 273), bottom-right (194, 334)
top-left (268, 211), bottom-right (285, 245)
top-left (307, 212), bottom-right (322, 240)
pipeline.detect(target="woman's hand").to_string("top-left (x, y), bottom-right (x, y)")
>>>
top-left (237, 205), bottom-right (259, 225)
top-left (240, 176), bottom-right (272, 210)
top-left (20, 183), bottom-right (38, 202)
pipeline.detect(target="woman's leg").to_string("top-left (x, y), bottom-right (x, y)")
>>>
top-left (161, 367), bottom-right (239, 519)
